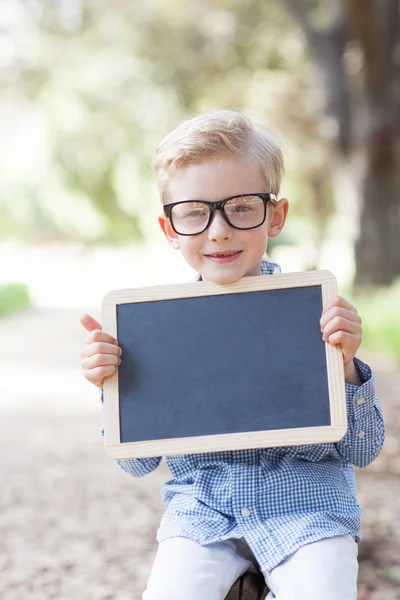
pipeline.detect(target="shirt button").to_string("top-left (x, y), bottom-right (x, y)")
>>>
top-left (241, 507), bottom-right (251, 518)
top-left (358, 431), bottom-right (365, 439)
top-left (356, 397), bottom-right (365, 406)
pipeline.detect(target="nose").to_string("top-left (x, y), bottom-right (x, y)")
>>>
top-left (207, 210), bottom-right (233, 242)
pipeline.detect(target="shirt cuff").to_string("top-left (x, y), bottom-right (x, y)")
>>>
top-left (345, 357), bottom-right (376, 421)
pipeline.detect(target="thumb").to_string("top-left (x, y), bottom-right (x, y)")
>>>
top-left (80, 313), bottom-right (102, 333)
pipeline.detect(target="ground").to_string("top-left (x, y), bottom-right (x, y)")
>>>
top-left (0, 308), bottom-right (399, 599)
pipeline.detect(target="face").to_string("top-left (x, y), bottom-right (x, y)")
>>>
top-left (159, 155), bottom-right (289, 284)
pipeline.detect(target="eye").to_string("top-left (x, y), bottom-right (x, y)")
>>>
top-left (172, 202), bottom-right (209, 220)
top-left (225, 196), bottom-right (261, 214)
top-left (226, 203), bottom-right (253, 214)
top-left (234, 204), bottom-right (252, 212)
top-left (184, 209), bottom-right (208, 219)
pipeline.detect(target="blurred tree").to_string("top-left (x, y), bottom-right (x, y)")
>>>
top-left (282, 0), bottom-right (400, 287)
top-left (1, 0), bottom-right (331, 250)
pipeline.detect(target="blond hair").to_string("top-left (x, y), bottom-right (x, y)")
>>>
top-left (153, 110), bottom-right (285, 204)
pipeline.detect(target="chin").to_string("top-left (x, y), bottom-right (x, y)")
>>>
top-left (205, 269), bottom-right (244, 285)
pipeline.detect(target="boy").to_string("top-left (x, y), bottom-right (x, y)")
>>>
top-left (80, 110), bottom-right (385, 599)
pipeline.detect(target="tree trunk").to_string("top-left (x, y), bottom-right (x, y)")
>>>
top-left (282, 0), bottom-right (400, 288)
top-left (226, 572), bottom-right (268, 599)
top-left (355, 134), bottom-right (400, 287)
top-left (349, 0), bottom-right (400, 287)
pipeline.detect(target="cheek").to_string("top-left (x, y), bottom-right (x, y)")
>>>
top-left (241, 229), bottom-right (269, 252)
top-left (179, 236), bottom-right (203, 259)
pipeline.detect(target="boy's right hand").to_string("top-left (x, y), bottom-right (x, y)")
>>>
top-left (80, 314), bottom-right (122, 388)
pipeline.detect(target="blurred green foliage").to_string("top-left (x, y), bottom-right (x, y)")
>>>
top-left (1, 0), bottom-right (332, 246)
top-left (0, 284), bottom-right (31, 318)
top-left (2, 1), bottom-right (398, 290)
top-left (352, 282), bottom-right (400, 363)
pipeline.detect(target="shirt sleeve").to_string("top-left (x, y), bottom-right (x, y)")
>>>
top-left (115, 456), bottom-right (162, 477)
top-left (99, 388), bottom-right (162, 477)
top-left (334, 357), bottom-right (385, 468)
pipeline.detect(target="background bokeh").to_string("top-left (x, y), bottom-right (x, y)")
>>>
top-left (1, 1), bottom-right (399, 599)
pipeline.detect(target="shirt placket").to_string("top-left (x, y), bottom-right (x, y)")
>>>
top-left (232, 458), bottom-right (260, 531)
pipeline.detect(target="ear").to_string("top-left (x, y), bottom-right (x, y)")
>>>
top-left (268, 198), bottom-right (289, 238)
top-left (158, 213), bottom-right (180, 249)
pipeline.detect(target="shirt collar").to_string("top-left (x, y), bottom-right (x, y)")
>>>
top-left (196, 256), bottom-right (281, 282)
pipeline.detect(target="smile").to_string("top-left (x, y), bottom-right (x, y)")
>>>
top-left (205, 251), bottom-right (243, 263)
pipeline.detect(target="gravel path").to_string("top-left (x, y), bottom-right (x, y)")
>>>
top-left (1, 309), bottom-right (399, 599)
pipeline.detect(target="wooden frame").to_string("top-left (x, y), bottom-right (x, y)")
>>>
top-left (102, 270), bottom-right (347, 459)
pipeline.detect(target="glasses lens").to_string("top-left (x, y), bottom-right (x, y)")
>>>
top-left (225, 195), bottom-right (265, 229)
top-left (171, 201), bottom-right (210, 234)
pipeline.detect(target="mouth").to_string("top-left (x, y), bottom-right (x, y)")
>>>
top-left (204, 250), bottom-right (243, 263)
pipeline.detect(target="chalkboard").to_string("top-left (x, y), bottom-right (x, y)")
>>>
top-left (102, 270), bottom-right (347, 459)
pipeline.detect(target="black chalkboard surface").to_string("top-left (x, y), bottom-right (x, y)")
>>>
top-left (102, 270), bottom-right (347, 459)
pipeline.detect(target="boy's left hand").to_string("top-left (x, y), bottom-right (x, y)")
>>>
top-left (320, 296), bottom-right (363, 384)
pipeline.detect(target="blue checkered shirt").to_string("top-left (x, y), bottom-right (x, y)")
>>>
top-left (100, 257), bottom-right (385, 571)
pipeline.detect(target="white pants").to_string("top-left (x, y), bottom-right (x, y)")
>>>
top-left (143, 535), bottom-right (358, 600)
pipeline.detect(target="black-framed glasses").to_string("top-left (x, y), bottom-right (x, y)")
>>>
top-left (163, 193), bottom-right (277, 236)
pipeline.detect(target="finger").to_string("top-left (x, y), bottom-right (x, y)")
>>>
top-left (320, 306), bottom-right (361, 330)
top-left (325, 330), bottom-right (359, 348)
top-left (323, 314), bottom-right (359, 333)
top-left (81, 352), bottom-right (121, 371)
top-left (83, 328), bottom-right (119, 346)
top-left (321, 296), bottom-right (357, 316)
top-left (322, 316), bottom-right (362, 342)
top-left (84, 365), bottom-right (118, 388)
top-left (81, 341), bottom-right (122, 359)
top-left (84, 329), bottom-right (118, 346)
top-left (80, 314), bottom-right (102, 333)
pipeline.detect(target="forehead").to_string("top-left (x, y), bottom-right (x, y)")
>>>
top-left (168, 156), bottom-right (265, 202)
